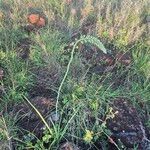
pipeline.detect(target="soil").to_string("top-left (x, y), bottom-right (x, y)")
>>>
top-left (29, 85), bottom-right (57, 99)
top-left (106, 98), bottom-right (150, 149)
top-left (59, 142), bottom-right (80, 150)
top-left (11, 96), bottom-right (55, 137)
top-left (31, 65), bottom-right (62, 93)
top-left (23, 24), bottom-right (39, 33)
top-left (16, 37), bottom-right (33, 59)
top-left (115, 52), bottom-right (131, 66)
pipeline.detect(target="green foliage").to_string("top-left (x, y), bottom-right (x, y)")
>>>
top-left (30, 29), bottom-right (67, 66)
top-left (0, 115), bottom-right (18, 149)
top-left (56, 35), bottom-right (107, 114)
top-left (132, 43), bottom-right (150, 78)
top-left (80, 35), bottom-right (107, 54)
top-left (0, 0), bottom-right (150, 149)
top-left (1, 51), bottom-right (32, 102)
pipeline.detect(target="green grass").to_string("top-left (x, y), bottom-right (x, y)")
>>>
top-left (0, 0), bottom-right (150, 149)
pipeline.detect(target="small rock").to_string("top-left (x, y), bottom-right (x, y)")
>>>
top-left (26, 8), bottom-right (47, 30)
top-left (36, 16), bottom-right (46, 27)
top-left (28, 13), bottom-right (46, 27)
top-left (28, 13), bottom-right (40, 24)
top-left (23, 9), bottom-right (47, 34)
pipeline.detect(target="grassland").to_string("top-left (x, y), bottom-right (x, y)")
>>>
top-left (0, 0), bottom-right (150, 149)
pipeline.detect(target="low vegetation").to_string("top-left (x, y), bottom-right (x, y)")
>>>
top-left (0, 0), bottom-right (150, 149)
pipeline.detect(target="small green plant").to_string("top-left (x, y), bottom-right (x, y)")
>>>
top-left (132, 43), bottom-right (150, 79)
top-left (1, 51), bottom-right (32, 103)
top-left (56, 35), bottom-right (107, 115)
top-left (0, 115), bottom-right (18, 150)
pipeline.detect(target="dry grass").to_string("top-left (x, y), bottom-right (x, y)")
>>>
top-left (1, 0), bottom-right (149, 47)
top-left (95, 0), bottom-right (149, 47)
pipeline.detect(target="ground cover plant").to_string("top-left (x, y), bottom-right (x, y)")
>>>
top-left (0, 0), bottom-right (150, 149)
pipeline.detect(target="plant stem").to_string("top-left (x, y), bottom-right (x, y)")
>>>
top-left (55, 40), bottom-right (80, 116)
top-left (23, 95), bottom-right (53, 135)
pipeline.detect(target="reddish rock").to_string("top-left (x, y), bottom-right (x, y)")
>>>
top-left (36, 16), bottom-right (46, 27)
top-left (23, 10), bottom-right (47, 34)
top-left (28, 13), bottom-right (40, 24)
top-left (27, 13), bottom-right (47, 28)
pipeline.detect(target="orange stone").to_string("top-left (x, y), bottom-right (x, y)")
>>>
top-left (36, 17), bottom-right (46, 27)
top-left (28, 14), bottom-right (40, 24)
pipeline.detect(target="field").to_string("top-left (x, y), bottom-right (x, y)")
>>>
top-left (0, 0), bottom-right (150, 149)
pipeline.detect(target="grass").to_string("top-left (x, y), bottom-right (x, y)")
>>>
top-left (0, 0), bottom-right (150, 149)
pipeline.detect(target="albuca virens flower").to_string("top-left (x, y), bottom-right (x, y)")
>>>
top-left (83, 130), bottom-right (94, 143)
